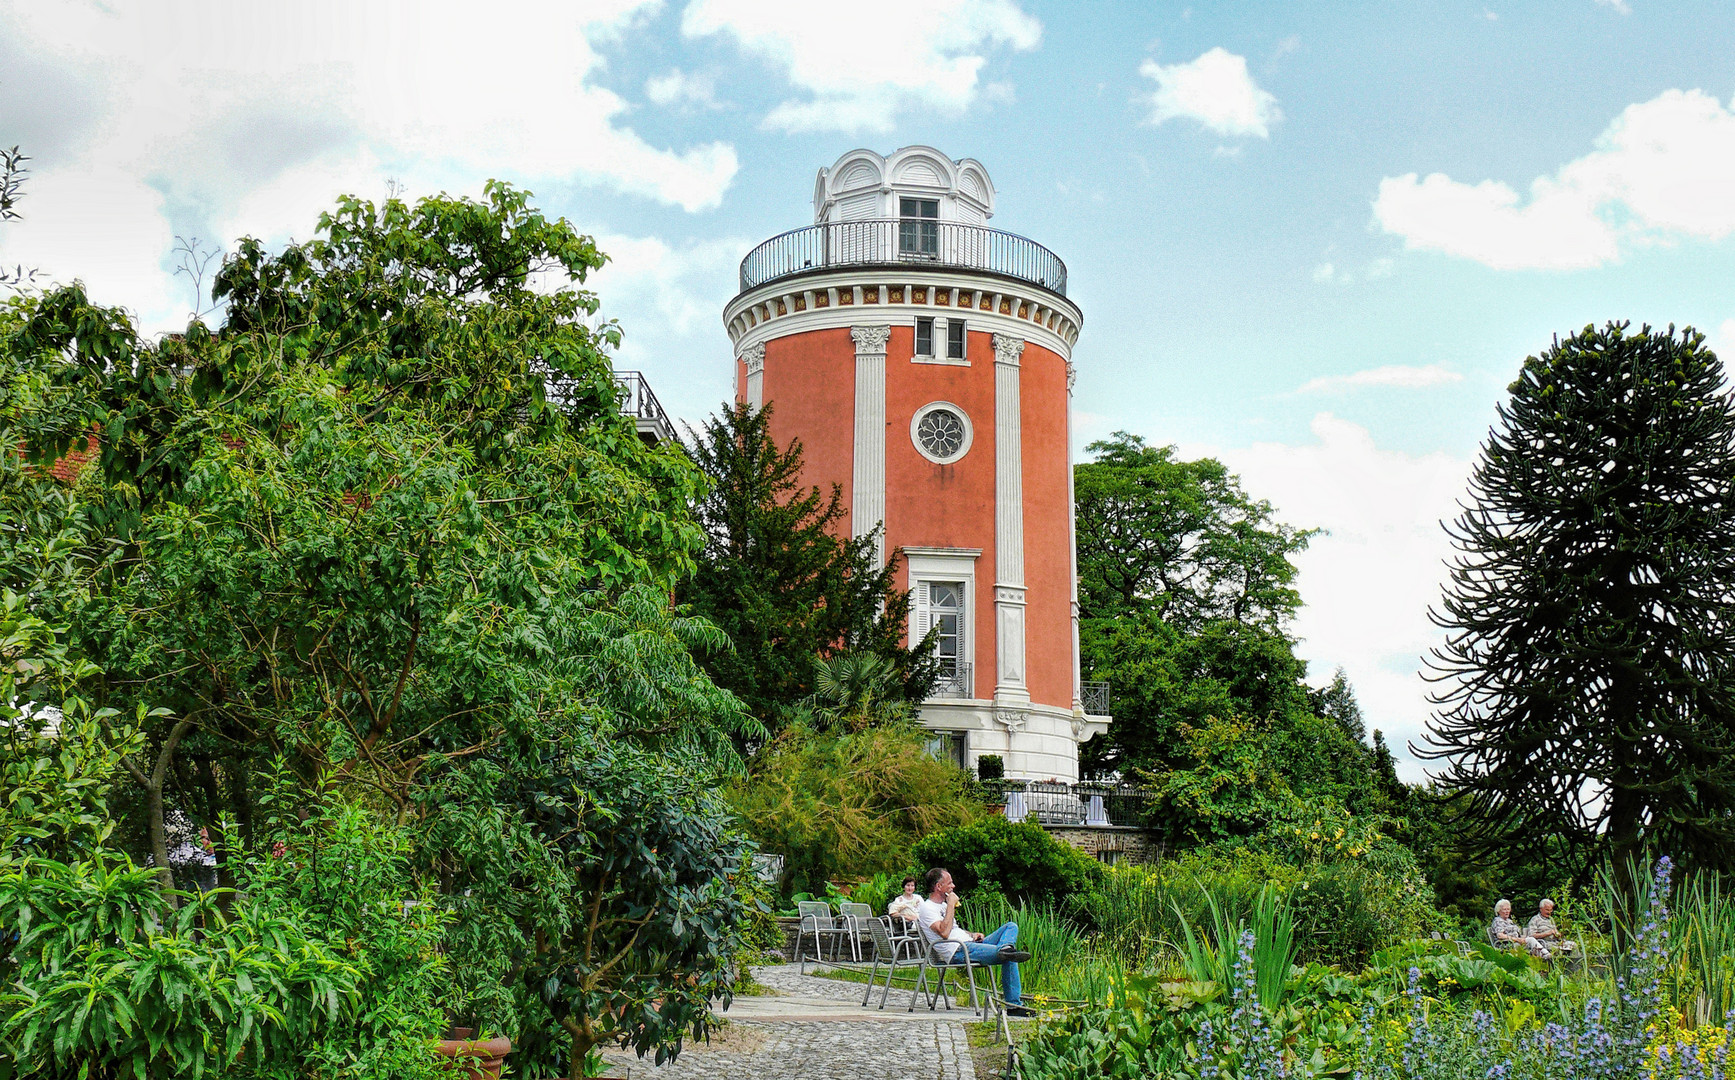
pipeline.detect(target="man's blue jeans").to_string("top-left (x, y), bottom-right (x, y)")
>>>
top-left (951, 921), bottom-right (1021, 1004)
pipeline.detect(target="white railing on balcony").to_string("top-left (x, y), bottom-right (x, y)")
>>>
top-left (739, 219), bottom-right (1068, 296)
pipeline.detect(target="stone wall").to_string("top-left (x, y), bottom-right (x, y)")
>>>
top-left (1045, 824), bottom-right (1161, 865)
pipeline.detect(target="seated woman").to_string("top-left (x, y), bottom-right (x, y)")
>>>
top-left (1489, 898), bottom-right (1548, 958)
top-left (886, 876), bottom-right (921, 929)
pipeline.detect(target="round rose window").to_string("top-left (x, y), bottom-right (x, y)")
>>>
top-left (910, 402), bottom-right (973, 464)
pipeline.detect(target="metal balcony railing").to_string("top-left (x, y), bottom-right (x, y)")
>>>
top-left (930, 660), bottom-right (973, 700)
top-left (1002, 781), bottom-right (1153, 828)
top-left (1080, 681), bottom-right (1111, 717)
top-left (739, 219), bottom-right (1068, 296)
top-left (614, 371), bottom-right (676, 447)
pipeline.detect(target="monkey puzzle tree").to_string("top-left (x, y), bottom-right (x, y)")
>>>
top-left (1422, 321), bottom-right (1735, 881)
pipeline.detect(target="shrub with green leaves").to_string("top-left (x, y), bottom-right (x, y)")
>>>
top-left (726, 721), bottom-right (981, 897)
top-left (0, 857), bottom-right (364, 1080)
top-left (910, 815), bottom-right (1103, 909)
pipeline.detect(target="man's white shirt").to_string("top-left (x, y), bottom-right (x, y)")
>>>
top-left (916, 897), bottom-right (973, 961)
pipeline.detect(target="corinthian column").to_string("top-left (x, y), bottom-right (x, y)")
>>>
top-left (850, 325), bottom-right (890, 566)
top-left (992, 333), bottom-right (1028, 705)
top-left (740, 343), bottom-right (766, 408)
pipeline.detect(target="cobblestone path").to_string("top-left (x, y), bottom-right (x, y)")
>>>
top-left (594, 965), bottom-right (979, 1080)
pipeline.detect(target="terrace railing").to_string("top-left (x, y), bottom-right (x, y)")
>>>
top-left (614, 370), bottom-right (676, 447)
top-left (1003, 780), bottom-right (1152, 829)
top-left (739, 219), bottom-right (1068, 297)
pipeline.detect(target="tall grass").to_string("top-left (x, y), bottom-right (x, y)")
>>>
top-left (1598, 856), bottom-right (1735, 1029)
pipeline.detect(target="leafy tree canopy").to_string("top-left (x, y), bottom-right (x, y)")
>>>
top-left (1075, 432), bottom-right (1314, 630)
top-left (1423, 321), bottom-right (1735, 880)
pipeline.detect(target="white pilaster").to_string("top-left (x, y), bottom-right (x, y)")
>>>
top-left (851, 325), bottom-right (890, 566)
top-left (741, 343), bottom-right (766, 409)
top-left (992, 333), bottom-right (1028, 704)
top-left (1067, 360), bottom-right (1083, 716)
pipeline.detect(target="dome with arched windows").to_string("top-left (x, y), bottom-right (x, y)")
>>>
top-left (813, 146), bottom-right (996, 225)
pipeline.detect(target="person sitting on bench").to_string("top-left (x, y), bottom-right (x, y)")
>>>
top-left (1526, 898), bottom-right (1577, 959)
top-left (916, 867), bottom-right (1034, 1017)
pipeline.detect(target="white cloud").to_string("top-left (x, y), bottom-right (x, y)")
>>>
top-left (1139, 47), bottom-right (1280, 138)
top-left (1295, 364), bottom-right (1464, 394)
top-left (0, 0), bottom-right (740, 328)
top-left (1595, 0), bottom-right (1632, 13)
top-left (583, 233), bottom-right (752, 428)
top-left (681, 0), bottom-right (1040, 133)
top-left (646, 69), bottom-right (722, 110)
top-left (1187, 414), bottom-right (1473, 780)
top-left (1713, 318), bottom-right (1735, 362)
top-left (1311, 257), bottom-right (1396, 285)
top-left (1374, 88), bottom-right (1735, 270)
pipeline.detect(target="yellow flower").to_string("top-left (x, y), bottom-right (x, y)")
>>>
top-left (1310, 832), bottom-right (1320, 840)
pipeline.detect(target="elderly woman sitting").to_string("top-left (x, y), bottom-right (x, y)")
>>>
top-left (1489, 899), bottom-right (1548, 958)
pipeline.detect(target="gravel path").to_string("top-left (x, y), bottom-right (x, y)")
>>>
top-left (593, 965), bottom-right (979, 1080)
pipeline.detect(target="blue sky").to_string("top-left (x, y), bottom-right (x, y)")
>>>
top-left (6, 0), bottom-right (1735, 776)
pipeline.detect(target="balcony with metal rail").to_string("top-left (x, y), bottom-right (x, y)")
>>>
top-left (1080, 680), bottom-right (1111, 719)
top-left (929, 660), bottom-right (973, 700)
top-left (613, 371), bottom-right (676, 448)
top-left (738, 218), bottom-right (1068, 297)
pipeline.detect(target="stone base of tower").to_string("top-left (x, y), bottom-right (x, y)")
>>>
top-left (916, 699), bottom-right (1109, 784)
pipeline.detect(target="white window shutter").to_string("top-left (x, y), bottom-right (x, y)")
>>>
top-left (915, 581), bottom-right (930, 642)
top-left (955, 583), bottom-right (966, 657)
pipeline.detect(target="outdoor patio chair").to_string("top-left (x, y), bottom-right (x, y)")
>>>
top-left (882, 914), bottom-right (921, 958)
top-left (860, 916), bottom-right (927, 1008)
top-left (795, 900), bottom-right (847, 975)
top-left (837, 902), bottom-right (875, 963)
top-left (909, 938), bottom-right (1000, 1020)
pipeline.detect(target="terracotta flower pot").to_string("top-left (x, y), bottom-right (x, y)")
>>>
top-left (434, 1033), bottom-right (513, 1080)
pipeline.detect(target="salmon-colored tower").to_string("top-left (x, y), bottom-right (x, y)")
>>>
top-left (724, 147), bottom-right (1108, 782)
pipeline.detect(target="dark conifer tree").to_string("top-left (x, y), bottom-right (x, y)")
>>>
top-left (683, 402), bottom-right (934, 732)
top-left (1422, 321), bottom-right (1735, 879)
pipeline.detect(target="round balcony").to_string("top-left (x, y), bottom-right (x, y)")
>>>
top-left (739, 219), bottom-right (1068, 298)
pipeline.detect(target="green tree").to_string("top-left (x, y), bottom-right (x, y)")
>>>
top-left (1311, 667), bottom-right (1366, 745)
top-left (1075, 432), bottom-right (1314, 630)
top-left (1422, 321), bottom-right (1735, 881)
top-left (684, 401), bottom-right (933, 730)
top-left (1074, 434), bottom-right (1346, 789)
top-left (6, 185), bottom-right (754, 872)
top-left (418, 730), bottom-right (752, 1079)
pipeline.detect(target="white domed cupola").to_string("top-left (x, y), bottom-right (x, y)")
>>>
top-left (813, 146), bottom-right (996, 226)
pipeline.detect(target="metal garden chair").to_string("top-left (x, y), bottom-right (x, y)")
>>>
top-left (860, 916), bottom-right (927, 1008)
top-left (795, 900), bottom-right (847, 974)
top-left (837, 902), bottom-right (875, 963)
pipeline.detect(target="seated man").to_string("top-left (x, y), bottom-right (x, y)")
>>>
top-left (1490, 898), bottom-right (1547, 958)
top-left (887, 876), bottom-right (922, 928)
top-left (916, 867), bottom-right (1034, 1017)
top-left (1526, 898), bottom-right (1577, 959)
